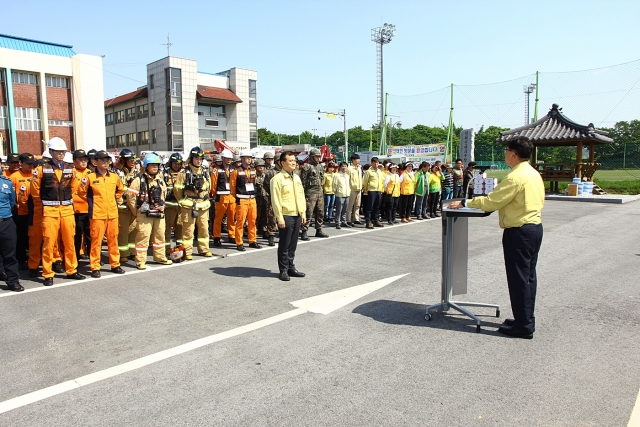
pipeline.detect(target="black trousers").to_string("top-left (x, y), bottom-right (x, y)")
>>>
top-left (278, 215), bottom-right (301, 273)
top-left (0, 218), bottom-right (20, 286)
top-left (399, 194), bottom-right (414, 219)
top-left (364, 191), bottom-right (381, 222)
top-left (429, 192), bottom-right (441, 215)
top-left (74, 213), bottom-right (91, 259)
top-left (503, 224), bottom-right (543, 334)
top-left (13, 214), bottom-right (29, 263)
top-left (386, 196), bottom-right (400, 222)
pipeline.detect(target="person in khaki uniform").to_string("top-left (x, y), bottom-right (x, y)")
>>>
top-left (128, 153), bottom-right (172, 269)
top-left (115, 149), bottom-right (139, 262)
top-left (300, 148), bottom-right (328, 240)
top-left (80, 150), bottom-right (126, 278)
top-left (230, 149), bottom-right (262, 252)
top-left (163, 153), bottom-right (183, 255)
top-left (174, 147), bottom-right (213, 260)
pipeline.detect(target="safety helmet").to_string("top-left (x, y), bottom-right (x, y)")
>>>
top-left (143, 153), bottom-right (162, 168)
top-left (239, 149), bottom-right (252, 158)
top-left (47, 137), bottom-right (68, 151)
top-left (87, 149), bottom-right (97, 160)
top-left (263, 152), bottom-right (274, 160)
top-left (189, 146), bottom-right (204, 159)
top-left (220, 149), bottom-right (233, 159)
top-left (168, 152), bottom-right (183, 164)
top-left (232, 155), bottom-right (241, 163)
top-left (42, 150), bottom-right (52, 159)
top-left (119, 148), bottom-right (136, 160)
top-left (254, 158), bottom-right (266, 167)
top-left (310, 148), bottom-right (321, 156)
top-left (63, 152), bottom-right (73, 163)
top-left (213, 154), bottom-right (222, 162)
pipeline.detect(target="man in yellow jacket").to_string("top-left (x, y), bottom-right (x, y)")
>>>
top-left (362, 157), bottom-right (385, 229)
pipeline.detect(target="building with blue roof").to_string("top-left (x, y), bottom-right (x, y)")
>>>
top-left (0, 34), bottom-right (105, 155)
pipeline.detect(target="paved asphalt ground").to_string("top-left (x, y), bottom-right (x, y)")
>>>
top-left (0, 200), bottom-right (639, 426)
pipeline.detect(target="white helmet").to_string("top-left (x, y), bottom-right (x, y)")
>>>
top-left (47, 137), bottom-right (67, 151)
top-left (220, 149), bottom-right (233, 159)
top-left (239, 149), bottom-right (252, 158)
top-left (42, 150), bottom-right (52, 159)
top-left (63, 152), bottom-right (73, 163)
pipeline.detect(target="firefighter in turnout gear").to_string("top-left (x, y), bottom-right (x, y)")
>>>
top-left (211, 149), bottom-right (236, 247)
top-left (174, 147), bottom-right (213, 259)
top-left (163, 152), bottom-right (183, 255)
top-left (115, 149), bottom-right (139, 261)
top-left (300, 148), bottom-right (329, 240)
top-left (30, 137), bottom-right (86, 286)
top-left (128, 153), bottom-right (172, 269)
top-left (230, 150), bottom-right (261, 251)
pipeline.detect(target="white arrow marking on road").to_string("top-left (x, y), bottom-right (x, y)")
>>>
top-left (0, 274), bottom-right (407, 415)
top-left (291, 274), bottom-right (409, 314)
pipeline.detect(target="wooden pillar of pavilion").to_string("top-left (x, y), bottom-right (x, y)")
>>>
top-left (576, 141), bottom-right (583, 178)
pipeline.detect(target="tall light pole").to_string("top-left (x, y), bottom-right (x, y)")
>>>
top-left (523, 83), bottom-right (536, 125)
top-left (371, 24), bottom-right (396, 141)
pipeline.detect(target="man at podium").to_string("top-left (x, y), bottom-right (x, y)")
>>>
top-left (448, 136), bottom-right (544, 339)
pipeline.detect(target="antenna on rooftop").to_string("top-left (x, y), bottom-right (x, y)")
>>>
top-left (161, 33), bottom-right (172, 57)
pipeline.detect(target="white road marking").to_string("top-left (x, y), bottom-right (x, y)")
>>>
top-left (0, 274), bottom-right (406, 415)
top-left (628, 387), bottom-right (640, 427)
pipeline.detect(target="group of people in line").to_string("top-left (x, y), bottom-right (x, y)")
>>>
top-left (0, 136), bottom-right (479, 290)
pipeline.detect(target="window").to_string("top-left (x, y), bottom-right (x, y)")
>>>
top-left (138, 131), bottom-right (149, 145)
top-left (117, 134), bottom-right (126, 147)
top-left (197, 104), bottom-right (225, 117)
top-left (0, 69), bottom-right (5, 82)
top-left (205, 119), bottom-right (219, 127)
top-left (171, 134), bottom-right (183, 151)
top-left (249, 79), bottom-right (257, 99)
top-left (151, 129), bottom-right (156, 144)
top-left (151, 102), bottom-right (156, 116)
top-left (12, 72), bottom-right (38, 85)
top-left (127, 132), bottom-right (137, 146)
top-left (149, 74), bottom-right (154, 89)
top-left (45, 76), bottom-right (69, 88)
top-left (0, 106), bottom-right (7, 129)
top-left (105, 113), bottom-right (114, 126)
top-left (106, 136), bottom-right (116, 149)
top-left (125, 107), bottom-right (136, 122)
top-left (249, 100), bottom-right (257, 124)
top-left (171, 106), bottom-right (183, 132)
top-left (198, 129), bottom-right (226, 141)
top-left (137, 104), bottom-right (148, 119)
top-left (115, 110), bottom-right (125, 124)
top-left (166, 68), bottom-right (182, 103)
top-left (48, 120), bottom-right (73, 126)
top-left (250, 131), bottom-right (258, 145)
top-left (15, 107), bottom-right (42, 131)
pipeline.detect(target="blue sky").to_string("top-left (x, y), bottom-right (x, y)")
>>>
top-left (4, 0), bottom-right (640, 135)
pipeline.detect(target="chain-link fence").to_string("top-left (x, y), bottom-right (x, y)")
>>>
top-left (386, 59), bottom-right (640, 193)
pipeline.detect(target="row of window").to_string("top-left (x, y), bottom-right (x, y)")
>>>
top-left (0, 71), bottom-right (69, 88)
top-left (106, 130), bottom-right (156, 149)
top-left (0, 106), bottom-right (72, 130)
top-left (106, 103), bottom-right (152, 125)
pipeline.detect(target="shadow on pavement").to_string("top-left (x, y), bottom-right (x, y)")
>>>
top-left (352, 299), bottom-right (505, 336)
top-left (210, 266), bottom-right (275, 278)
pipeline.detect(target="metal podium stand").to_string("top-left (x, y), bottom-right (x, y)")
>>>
top-left (424, 204), bottom-right (500, 332)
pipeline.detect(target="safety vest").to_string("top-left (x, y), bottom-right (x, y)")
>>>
top-left (385, 174), bottom-right (400, 197)
top-left (234, 167), bottom-right (256, 199)
top-left (400, 171), bottom-right (416, 195)
top-left (215, 167), bottom-right (231, 195)
top-left (40, 161), bottom-right (74, 207)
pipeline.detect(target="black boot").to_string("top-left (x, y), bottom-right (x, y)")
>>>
top-left (315, 229), bottom-right (329, 238)
top-left (213, 237), bottom-right (222, 247)
top-left (268, 236), bottom-right (275, 246)
top-left (300, 230), bottom-right (310, 241)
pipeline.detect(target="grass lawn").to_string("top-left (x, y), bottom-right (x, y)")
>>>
top-left (485, 169), bottom-right (640, 194)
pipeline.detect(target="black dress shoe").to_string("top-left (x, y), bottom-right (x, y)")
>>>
top-left (52, 261), bottom-right (65, 274)
top-left (288, 269), bottom-right (305, 278)
top-left (346, 222), bottom-right (354, 227)
top-left (66, 273), bottom-right (86, 280)
top-left (28, 269), bottom-right (39, 278)
top-left (353, 220), bottom-right (363, 225)
top-left (278, 271), bottom-right (290, 281)
top-left (502, 318), bottom-right (515, 327)
top-left (237, 244), bottom-right (246, 252)
top-left (43, 278), bottom-right (54, 286)
top-left (213, 238), bottom-right (222, 247)
top-left (497, 325), bottom-right (533, 339)
top-left (111, 266), bottom-right (125, 274)
top-left (91, 270), bottom-right (101, 278)
top-left (8, 282), bottom-right (24, 292)
top-left (249, 242), bottom-right (262, 249)
top-left (0, 271), bottom-right (7, 281)
top-left (19, 261), bottom-right (29, 270)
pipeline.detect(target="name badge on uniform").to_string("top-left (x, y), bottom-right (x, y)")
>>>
top-left (245, 183), bottom-right (255, 192)
top-left (225, 183), bottom-right (230, 190)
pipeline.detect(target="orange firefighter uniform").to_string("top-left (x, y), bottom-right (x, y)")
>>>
top-left (211, 165), bottom-right (236, 240)
top-left (230, 165), bottom-right (258, 246)
top-left (10, 169), bottom-right (34, 264)
top-left (72, 166), bottom-right (92, 257)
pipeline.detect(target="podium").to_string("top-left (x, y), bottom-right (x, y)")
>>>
top-left (424, 203), bottom-right (500, 332)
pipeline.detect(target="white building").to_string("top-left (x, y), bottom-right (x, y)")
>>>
top-left (104, 56), bottom-right (257, 155)
top-left (0, 33), bottom-right (105, 155)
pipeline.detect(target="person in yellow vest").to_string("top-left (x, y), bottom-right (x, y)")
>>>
top-left (383, 163), bottom-right (401, 225)
top-left (362, 157), bottom-right (385, 229)
top-left (322, 162), bottom-right (336, 223)
top-left (10, 153), bottom-right (35, 270)
top-left (211, 148), bottom-right (236, 247)
top-left (115, 149), bottom-right (139, 262)
top-left (30, 137), bottom-right (85, 286)
top-left (399, 163), bottom-right (416, 223)
top-left (80, 150), bottom-right (126, 278)
top-left (230, 149), bottom-right (261, 251)
top-left (71, 149), bottom-right (92, 262)
top-left (128, 153), bottom-right (173, 269)
top-left (163, 153), bottom-right (183, 255)
top-left (332, 161), bottom-right (351, 229)
top-left (174, 146), bottom-right (213, 259)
